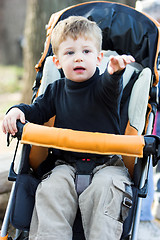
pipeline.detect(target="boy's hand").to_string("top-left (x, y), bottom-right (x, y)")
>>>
top-left (107, 55), bottom-right (135, 75)
top-left (2, 108), bottom-right (25, 136)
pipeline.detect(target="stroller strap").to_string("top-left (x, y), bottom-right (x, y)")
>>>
top-left (67, 155), bottom-right (121, 195)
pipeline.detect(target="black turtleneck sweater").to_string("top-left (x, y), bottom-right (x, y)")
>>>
top-left (16, 68), bottom-right (123, 135)
top-left (15, 68), bottom-right (123, 158)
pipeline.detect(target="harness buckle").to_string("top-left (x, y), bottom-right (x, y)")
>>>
top-left (123, 197), bottom-right (132, 209)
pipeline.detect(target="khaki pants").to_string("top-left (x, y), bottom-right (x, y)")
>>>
top-left (29, 158), bottom-right (132, 240)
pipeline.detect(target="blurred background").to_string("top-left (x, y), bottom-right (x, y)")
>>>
top-left (0, 0), bottom-right (160, 235)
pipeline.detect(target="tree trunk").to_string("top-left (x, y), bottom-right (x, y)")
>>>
top-left (22, 0), bottom-right (57, 103)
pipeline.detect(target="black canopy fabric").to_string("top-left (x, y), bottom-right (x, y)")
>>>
top-left (37, 1), bottom-right (159, 84)
top-left (59, 2), bottom-right (158, 67)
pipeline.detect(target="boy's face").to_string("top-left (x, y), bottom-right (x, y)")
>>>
top-left (53, 36), bottom-right (103, 82)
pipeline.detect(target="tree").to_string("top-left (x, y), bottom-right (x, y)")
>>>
top-left (22, 0), bottom-right (136, 103)
top-left (22, 0), bottom-right (54, 103)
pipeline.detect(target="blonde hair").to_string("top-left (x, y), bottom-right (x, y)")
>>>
top-left (51, 16), bottom-right (102, 55)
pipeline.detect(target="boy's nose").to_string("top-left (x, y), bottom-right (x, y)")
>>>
top-left (74, 55), bottom-right (83, 62)
top-left (75, 58), bottom-right (83, 62)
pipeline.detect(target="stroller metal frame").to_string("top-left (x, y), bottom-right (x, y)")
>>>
top-left (131, 111), bottom-right (155, 240)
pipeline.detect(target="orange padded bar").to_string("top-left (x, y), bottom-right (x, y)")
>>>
top-left (21, 123), bottom-right (145, 157)
top-left (0, 233), bottom-right (8, 240)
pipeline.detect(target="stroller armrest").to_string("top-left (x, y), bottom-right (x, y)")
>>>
top-left (20, 122), bottom-right (145, 157)
top-left (13, 122), bottom-right (160, 166)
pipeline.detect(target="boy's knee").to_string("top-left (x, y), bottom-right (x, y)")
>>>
top-left (37, 164), bottom-right (76, 197)
top-left (51, 163), bottom-right (75, 181)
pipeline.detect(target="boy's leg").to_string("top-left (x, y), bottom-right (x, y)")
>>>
top-left (79, 158), bottom-right (132, 240)
top-left (29, 163), bottom-right (78, 240)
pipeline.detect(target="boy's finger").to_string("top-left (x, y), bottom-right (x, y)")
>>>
top-left (108, 67), bottom-right (114, 75)
top-left (8, 118), bottom-right (17, 136)
top-left (121, 55), bottom-right (135, 64)
top-left (2, 119), bottom-right (10, 134)
top-left (20, 113), bottom-right (26, 124)
top-left (2, 120), bottom-right (7, 134)
top-left (110, 55), bottom-right (126, 69)
top-left (109, 55), bottom-right (118, 63)
top-left (128, 55), bottom-right (135, 62)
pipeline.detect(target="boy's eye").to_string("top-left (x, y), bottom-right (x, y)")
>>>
top-left (66, 51), bottom-right (74, 55)
top-left (83, 50), bottom-right (90, 54)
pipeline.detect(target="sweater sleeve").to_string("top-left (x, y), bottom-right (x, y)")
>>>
top-left (102, 68), bottom-right (124, 93)
top-left (100, 67), bottom-right (124, 102)
top-left (10, 83), bottom-right (56, 125)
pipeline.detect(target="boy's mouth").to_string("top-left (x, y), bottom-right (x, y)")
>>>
top-left (73, 67), bottom-right (86, 72)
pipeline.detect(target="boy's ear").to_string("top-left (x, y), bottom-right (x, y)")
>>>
top-left (97, 52), bottom-right (104, 66)
top-left (52, 55), bottom-right (62, 69)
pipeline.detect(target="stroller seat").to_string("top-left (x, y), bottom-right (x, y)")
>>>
top-left (29, 51), bottom-right (151, 177)
top-left (7, 52), bottom-right (152, 240)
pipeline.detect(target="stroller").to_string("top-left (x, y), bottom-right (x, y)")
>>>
top-left (1, 1), bottom-right (160, 240)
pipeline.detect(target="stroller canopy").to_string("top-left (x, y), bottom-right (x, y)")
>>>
top-left (36, 1), bottom-right (160, 84)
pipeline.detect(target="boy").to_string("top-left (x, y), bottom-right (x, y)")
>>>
top-left (2, 16), bottom-right (135, 240)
